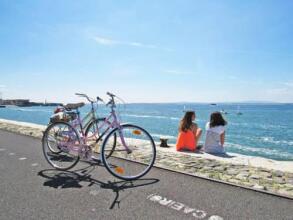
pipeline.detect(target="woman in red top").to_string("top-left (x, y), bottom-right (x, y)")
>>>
top-left (176, 111), bottom-right (202, 151)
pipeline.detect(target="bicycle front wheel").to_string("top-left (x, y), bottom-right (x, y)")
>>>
top-left (42, 122), bottom-right (80, 170)
top-left (101, 124), bottom-right (156, 180)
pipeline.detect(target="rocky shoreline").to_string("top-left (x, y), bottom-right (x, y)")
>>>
top-left (0, 118), bottom-right (292, 198)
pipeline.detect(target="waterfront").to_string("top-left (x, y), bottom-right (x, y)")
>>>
top-left (0, 103), bottom-right (293, 161)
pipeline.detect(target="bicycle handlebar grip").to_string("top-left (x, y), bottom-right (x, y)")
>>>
top-left (97, 96), bottom-right (103, 102)
top-left (107, 92), bottom-right (115, 97)
top-left (75, 93), bottom-right (86, 97)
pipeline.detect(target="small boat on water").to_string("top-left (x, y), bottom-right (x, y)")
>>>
top-left (220, 109), bottom-right (228, 114)
top-left (0, 105), bottom-right (6, 108)
top-left (236, 106), bottom-right (243, 115)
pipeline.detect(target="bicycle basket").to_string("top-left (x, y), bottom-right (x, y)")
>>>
top-left (54, 106), bottom-right (65, 114)
top-left (50, 112), bottom-right (71, 123)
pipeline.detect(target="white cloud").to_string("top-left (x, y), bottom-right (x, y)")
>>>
top-left (282, 82), bottom-right (293, 87)
top-left (128, 41), bottom-right (157, 48)
top-left (93, 36), bottom-right (156, 48)
top-left (93, 36), bottom-right (118, 45)
top-left (93, 35), bottom-right (171, 51)
top-left (164, 70), bottom-right (194, 75)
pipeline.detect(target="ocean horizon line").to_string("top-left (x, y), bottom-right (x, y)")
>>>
top-left (2, 97), bottom-right (293, 105)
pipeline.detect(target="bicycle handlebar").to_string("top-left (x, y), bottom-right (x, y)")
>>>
top-left (96, 96), bottom-right (104, 102)
top-left (105, 92), bottom-right (116, 108)
top-left (105, 92), bottom-right (126, 110)
top-left (75, 93), bottom-right (95, 103)
top-left (106, 92), bottom-right (115, 97)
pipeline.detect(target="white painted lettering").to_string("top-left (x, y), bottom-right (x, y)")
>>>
top-left (170, 202), bottom-right (185, 211)
top-left (147, 193), bottom-right (222, 220)
top-left (184, 207), bottom-right (196, 214)
top-left (159, 198), bottom-right (173, 206)
top-left (167, 201), bottom-right (176, 207)
top-left (209, 215), bottom-right (224, 220)
top-left (147, 194), bottom-right (154, 199)
top-left (192, 210), bottom-right (207, 219)
top-left (149, 195), bottom-right (162, 202)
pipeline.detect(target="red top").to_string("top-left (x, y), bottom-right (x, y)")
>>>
top-left (176, 130), bottom-right (196, 151)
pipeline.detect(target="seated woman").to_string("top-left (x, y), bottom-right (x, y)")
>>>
top-left (204, 111), bottom-right (227, 154)
top-left (176, 111), bottom-right (202, 151)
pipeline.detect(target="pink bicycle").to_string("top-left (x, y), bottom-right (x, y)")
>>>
top-left (46, 92), bottom-right (113, 161)
top-left (42, 92), bottom-right (156, 180)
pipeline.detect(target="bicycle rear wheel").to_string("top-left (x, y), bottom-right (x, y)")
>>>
top-left (44, 123), bottom-right (62, 154)
top-left (101, 124), bottom-right (156, 180)
top-left (42, 122), bottom-right (80, 170)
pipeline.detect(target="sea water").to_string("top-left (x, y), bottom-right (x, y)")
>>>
top-left (0, 103), bottom-right (292, 161)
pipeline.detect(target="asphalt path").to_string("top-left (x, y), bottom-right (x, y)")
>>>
top-left (0, 130), bottom-right (292, 220)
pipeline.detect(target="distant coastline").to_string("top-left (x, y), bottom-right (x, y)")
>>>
top-left (0, 99), bottom-right (62, 107)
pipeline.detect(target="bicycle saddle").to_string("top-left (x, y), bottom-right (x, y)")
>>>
top-left (64, 102), bottom-right (85, 110)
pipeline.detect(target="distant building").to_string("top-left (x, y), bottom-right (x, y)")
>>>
top-left (3, 99), bottom-right (30, 106)
top-left (1, 99), bottom-right (62, 107)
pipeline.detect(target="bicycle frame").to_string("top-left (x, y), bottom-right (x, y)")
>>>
top-left (81, 102), bottom-right (131, 153)
top-left (58, 93), bottom-right (131, 158)
top-left (65, 100), bottom-right (99, 138)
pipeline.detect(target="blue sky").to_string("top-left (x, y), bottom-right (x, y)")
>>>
top-left (0, 0), bottom-right (293, 103)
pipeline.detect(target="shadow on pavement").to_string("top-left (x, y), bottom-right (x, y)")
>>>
top-left (38, 164), bottom-right (159, 209)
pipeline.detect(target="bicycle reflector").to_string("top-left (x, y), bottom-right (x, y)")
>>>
top-left (115, 166), bottom-right (125, 174)
top-left (132, 130), bottom-right (142, 135)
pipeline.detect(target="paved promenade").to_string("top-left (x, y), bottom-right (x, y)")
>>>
top-left (1, 130), bottom-right (293, 219)
top-left (0, 118), bottom-right (293, 198)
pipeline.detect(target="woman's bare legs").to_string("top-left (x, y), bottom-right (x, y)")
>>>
top-left (194, 128), bottom-right (202, 147)
top-left (192, 124), bottom-right (202, 147)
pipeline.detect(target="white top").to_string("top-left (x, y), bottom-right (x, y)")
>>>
top-left (204, 122), bottom-right (225, 154)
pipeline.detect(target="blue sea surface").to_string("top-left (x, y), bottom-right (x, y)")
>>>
top-left (1, 103), bottom-right (293, 161)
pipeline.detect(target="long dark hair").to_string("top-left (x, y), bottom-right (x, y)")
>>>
top-left (179, 111), bottom-right (195, 132)
top-left (210, 112), bottom-right (227, 127)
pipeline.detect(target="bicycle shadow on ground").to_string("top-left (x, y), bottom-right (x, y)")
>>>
top-left (38, 164), bottom-right (159, 209)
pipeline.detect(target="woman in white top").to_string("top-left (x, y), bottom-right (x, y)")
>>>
top-left (204, 112), bottom-right (227, 154)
